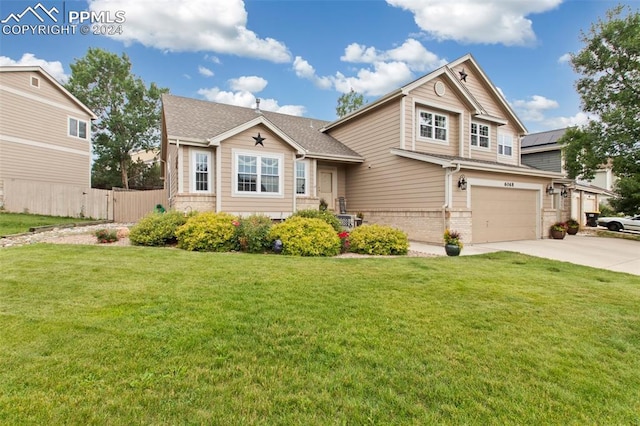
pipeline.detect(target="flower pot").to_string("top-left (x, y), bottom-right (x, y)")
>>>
top-left (567, 227), bottom-right (578, 235)
top-left (550, 229), bottom-right (566, 239)
top-left (444, 244), bottom-right (461, 256)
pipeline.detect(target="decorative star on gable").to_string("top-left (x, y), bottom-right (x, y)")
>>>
top-left (459, 68), bottom-right (468, 82)
top-left (253, 132), bottom-right (265, 146)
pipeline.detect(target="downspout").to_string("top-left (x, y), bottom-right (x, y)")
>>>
top-left (443, 163), bottom-right (461, 232)
top-left (177, 139), bottom-right (183, 194)
top-left (294, 152), bottom-right (306, 213)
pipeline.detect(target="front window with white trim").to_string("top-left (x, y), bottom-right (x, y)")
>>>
top-left (68, 117), bottom-right (88, 140)
top-left (417, 109), bottom-right (448, 143)
top-left (498, 132), bottom-right (513, 156)
top-left (471, 122), bottom-right (489, 148)
top-left (296, 160), bottom-right (308, 195)
top-left (235, 151), bottom-right (283, 195)
top-left (191, 150), bottom-right (212, 193)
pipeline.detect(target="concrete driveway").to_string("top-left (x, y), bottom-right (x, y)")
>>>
top-left (410, 234), bottom-right (640, 276)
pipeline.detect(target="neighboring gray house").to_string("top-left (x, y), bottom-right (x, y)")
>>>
top-left (521, 128), bottom-right (566, 173)
top-left (521, 128), bottom-right (615, 225)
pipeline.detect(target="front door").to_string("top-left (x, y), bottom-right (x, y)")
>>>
top-left (318, 169), bottom-right (335, 211)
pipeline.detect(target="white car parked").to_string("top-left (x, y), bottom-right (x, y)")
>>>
top-left (597, 215), bottom-right (640, 232)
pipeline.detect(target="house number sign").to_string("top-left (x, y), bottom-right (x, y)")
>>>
top-left (504, 182), bottom-right (515, 187)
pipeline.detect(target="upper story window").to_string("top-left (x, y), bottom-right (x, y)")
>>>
top-left (417, 109), bottom-right (448, 143)
top-left (68, 117), bottom-right (88, 140)
top-left (296, 160), bottom-right (308, 196)
top-left (498, 132), bottom-right (513, 157)
top-left (471, 122), bottom-right (490, 149)
top-left (235, 151), bottom-right (283, 196)
top-left (191, 150), bottom-right (212, 193)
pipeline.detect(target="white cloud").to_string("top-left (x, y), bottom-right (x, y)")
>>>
top-left (333, 61), bottom-right (414, 96)
top-left (341, 38), bottom-right (446, 72)
top-left (204, 54), bottom-right (221, 64)
top-left (386, 0), bottom-right (562, 46)
top-left (198, 66), bottom-right (214, 77)
top-left (0, 53), bottom-right (68, 83)
top-left (295, 57), bottom-right (415, 96)
top-left (88, 0), bottom-right (291, 62)
top-left (293, 56), bottom-right (333, 89)
top-left (558, 53), bottom-right (572, 64)
top-left (229, 76), bottom-right (267, 92)
top-left (197, 87), bottom-right (256, 107)
top-left (539, 111), bottom-right (593, 130)
top-left (257, 99), bottom-right (305, 116)
top-left (197, 84), bottom-right (305, 116)
top-left (295, 39), bottom-right (445, 97)
top-left (512, 95), bottom-right (559, 122)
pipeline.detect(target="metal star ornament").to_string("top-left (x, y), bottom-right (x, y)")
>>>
top-left (459, 68), bottom-right (468, 82)
top-left (253, 132), bottom-right (265, 146)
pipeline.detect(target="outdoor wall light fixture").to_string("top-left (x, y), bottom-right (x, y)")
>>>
top-left (546, 184), bottom-right (555, 195)
top-left (560, 186), bottom-right (569, 198)
top-left (458, 175), bottom-right (467, 190)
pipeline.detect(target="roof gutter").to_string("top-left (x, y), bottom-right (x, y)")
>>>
top-left (305, 152), bottom-right (365, 163)
top-left (391, 148), bottom-right (565, 179)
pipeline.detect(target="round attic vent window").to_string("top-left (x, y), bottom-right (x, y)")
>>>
top-left (434, 81), bottom-right (446, 97)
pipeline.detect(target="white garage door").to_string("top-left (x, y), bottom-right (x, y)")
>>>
top-left (471, 187), bottom-right (538, 243)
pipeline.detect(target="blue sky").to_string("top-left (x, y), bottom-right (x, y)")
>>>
top-left (1, 0), bottom-right (636, 133)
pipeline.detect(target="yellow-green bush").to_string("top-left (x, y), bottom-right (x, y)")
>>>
top-left (348, 224), bottom-right (409, 255)
top-left (176, 212), bottom-right (238, 252)
top-left (292, 209), bottom-right (342, 232)
top-left (268, 216), bottom-right (341, 256)
top-left (129, 210), bottom-right (189, 246)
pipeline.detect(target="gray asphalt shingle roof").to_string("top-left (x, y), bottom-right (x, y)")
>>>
top-left (162, 94), bottom-right (362, 160)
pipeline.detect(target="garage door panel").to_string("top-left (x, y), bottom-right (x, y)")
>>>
top-left (472, 187), bottom-right (538, 243)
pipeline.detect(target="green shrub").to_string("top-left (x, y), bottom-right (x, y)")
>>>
top-left (268, 216), bottom-right (341, 256)
top-left (292, 208), bottom-right (342, 232)
top-left (235, 214), bottom-right (273, 253)
top-left (348, 224), bottom-right (409, 255)
top-left (129, 210), bottom-right (189, 246)
top-left (176, 212), bottom-right (238, 252)
top-left (94, 228), bottom-right (118, 243)
top-left (598, 203), bottom-right (617, 217)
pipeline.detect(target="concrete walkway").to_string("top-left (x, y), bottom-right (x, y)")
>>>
top-left (410, 234), bottom-right (640, 276)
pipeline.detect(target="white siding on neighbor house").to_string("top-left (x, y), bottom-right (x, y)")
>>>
top-left (0, 70), bottom-right (92, 186)
top-left (329, 99), bottom-right (447, 211)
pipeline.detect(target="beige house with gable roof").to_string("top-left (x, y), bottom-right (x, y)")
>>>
top-left (0, 66), bottom-right (96, 208)
top-left (161, 54), bottom-right (564, 244)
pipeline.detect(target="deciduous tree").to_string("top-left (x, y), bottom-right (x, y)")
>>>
top-left (65, 48), bottom-right (168, 189)
top-left (336, 89), bottom-right (365, 118)
top-left (560, 6), bottom-right (640, 214)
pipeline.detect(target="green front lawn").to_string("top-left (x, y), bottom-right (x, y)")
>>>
top-left (1, 245), bottom-right (639, 424)
top-left (0, 212), bottom-right (96, 236)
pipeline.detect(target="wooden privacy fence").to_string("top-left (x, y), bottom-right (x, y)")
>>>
top-left (1, 179), bottom-right (167, 222)
top-left (111, 188), bottom-right (167, 223)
